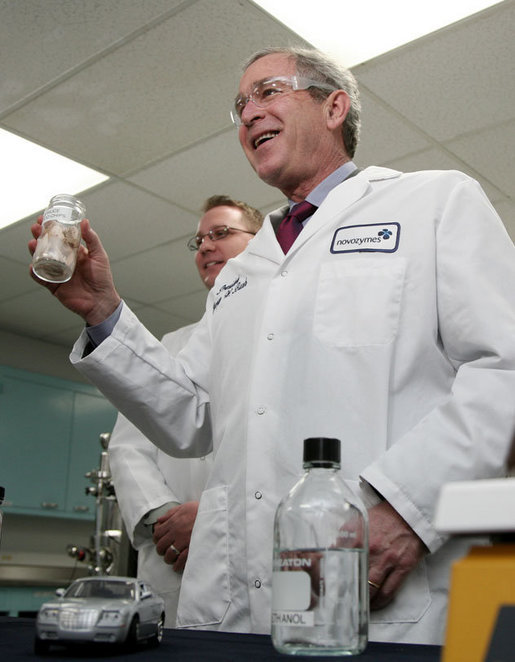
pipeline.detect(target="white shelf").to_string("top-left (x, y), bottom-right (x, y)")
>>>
top-left (434, 478), bottom-right (515, 534)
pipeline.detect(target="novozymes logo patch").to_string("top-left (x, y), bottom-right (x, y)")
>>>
top-left (331, 222), bottom-right (400, 253)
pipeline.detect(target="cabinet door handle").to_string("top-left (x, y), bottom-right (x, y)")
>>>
top-left (73, 505), bottom-right (89, 512)
top-left (41, 502), bottom-right (59, 509)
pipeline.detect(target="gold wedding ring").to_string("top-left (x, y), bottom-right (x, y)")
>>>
top-left (368, 579), bottom-right (381, 589)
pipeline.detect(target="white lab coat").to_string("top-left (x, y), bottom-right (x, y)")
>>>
top-left (108, 323), bottom-right (213, 627)
top-left (71, 167), bottom-right (515, 645)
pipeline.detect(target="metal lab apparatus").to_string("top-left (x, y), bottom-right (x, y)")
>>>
top-left (67, 433), bottom-right (124, 576)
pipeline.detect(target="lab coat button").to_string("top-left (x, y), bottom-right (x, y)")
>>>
top-left (254, 491), bottom-right (262, 500)
top-left (254, 579), bottom-right (262, 588)
top-left (281, 270), bottom-right (288, 277)
top-left (257, 406), bottom-right (266, 415)
top-left (267, 333), bottom-right (274, 340)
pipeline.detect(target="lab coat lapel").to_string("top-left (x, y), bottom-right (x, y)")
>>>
top-left (290, 167), bottom-right (400, 254)
top-left (247, 204), bottom-right (289, 263)
top-left (247, 167), bottom-right (402, 260)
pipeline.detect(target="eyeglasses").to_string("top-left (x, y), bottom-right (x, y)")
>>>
top-left (187, 225), bottom-right (256, 251)
top-left (231, 75), bottom-right (334, 127)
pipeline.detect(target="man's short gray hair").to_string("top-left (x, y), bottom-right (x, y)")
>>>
top-left (243, 46), bottom-right (361, 158)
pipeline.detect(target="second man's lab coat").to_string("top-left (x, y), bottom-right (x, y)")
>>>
top-left (109, 323), bottom-right (213, 626)
top-left (71, 167), bottom-right (515, 645)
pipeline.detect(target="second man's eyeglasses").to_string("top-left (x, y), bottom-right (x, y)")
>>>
top-left (187, 225), bottom-right (256, 251)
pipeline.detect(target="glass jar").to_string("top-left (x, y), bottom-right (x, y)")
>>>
top-left (32, 194), bottom-right (85, 283)
top-left (272, 437), bottom-right (369, 656)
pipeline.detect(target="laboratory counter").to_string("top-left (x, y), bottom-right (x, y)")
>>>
top-left (0, 617), bottom-right (442, 661)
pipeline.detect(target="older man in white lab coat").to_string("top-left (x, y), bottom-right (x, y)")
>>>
top-left (30, 47), bottom-right (515, 645)
top-left (108, 195), bottom-right (263, 626)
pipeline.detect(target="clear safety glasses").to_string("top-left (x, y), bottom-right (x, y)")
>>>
top-left (230, 75), bottom-right (334, 127)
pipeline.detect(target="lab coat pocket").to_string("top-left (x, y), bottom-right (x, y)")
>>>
top-left (347, 479), bottom-right (431, 626)
top-left (175, 485), bottom-right (230, 628)
top-left (370, 558), bottom-right (431, 626)
top-left (314, 259), bottom-right (406, 347)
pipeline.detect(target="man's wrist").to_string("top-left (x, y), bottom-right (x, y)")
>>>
top-left (142, 501), bottom-right (181, 528)
top-left (85, 296), bottom-right (122, 327)
top-left (85, 300), bottom-right (123, 348)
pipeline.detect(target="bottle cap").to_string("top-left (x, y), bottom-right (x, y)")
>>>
top-left (303, 437), bottom-right (341, 466)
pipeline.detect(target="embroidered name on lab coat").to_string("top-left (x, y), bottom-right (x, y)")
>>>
top-left (213, 275), bottom-right (248, 311)
top-left (330, 222), bottom-right (400, 253)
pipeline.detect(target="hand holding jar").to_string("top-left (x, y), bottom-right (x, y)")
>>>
top-left (29, 200), bottom-right (121, 326)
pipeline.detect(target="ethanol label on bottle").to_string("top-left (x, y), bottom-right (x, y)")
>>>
top-left (272, 609), bottom-right (315, 627)
top-left (272, 559), bottom-right (315, 627)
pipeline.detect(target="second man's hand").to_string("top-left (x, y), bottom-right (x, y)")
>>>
top-left (153, 501), bottom-right (200, 573)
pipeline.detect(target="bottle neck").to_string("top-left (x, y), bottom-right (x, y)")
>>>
top-left (304, 461), bottom-right (340, 471)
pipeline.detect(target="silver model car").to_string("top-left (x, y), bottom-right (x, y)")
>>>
top-left (34, 576), bottom-right (165, 654)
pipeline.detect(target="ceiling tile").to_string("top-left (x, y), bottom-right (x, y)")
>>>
top-left (355, 88), bottom-right (431, 167)
top-left (384, 145), bottom-right (506, 203)
top-left (154, 289), bottom-right (208, 323)
top-left (78, 180), bottom-right (199, 260)
top-left (355, 1), bottom-right (515, 142)
top-left (493, 200), bottom-right (515, 242)
top-left (445, 120), bottom-right (515, 198)
top-left (0, 217), bottom-right (37, 264)
top-left (129, 130), bottom-right (282, 211)
top-left (2, 0), bottom-right (307, 174)
top-left (0, 0), bottom-right (185, 114)
top-left (0, 255), bottom-right (36, 301)
top-left (0, 328), bottom-right (79, 378)
top-left (111, 240), bottom-right (201, 304)
top-left (0, 287), bottom-right (82, 339)
top-left (43, 324), bottom-right (86, 349)
top-left (128, 304), bottom-right (194, 340)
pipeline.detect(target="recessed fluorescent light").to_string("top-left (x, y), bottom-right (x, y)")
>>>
top-left (253, 0), bottom-right (504, 67)
top-left (0, 128), bottom-right (109, 230)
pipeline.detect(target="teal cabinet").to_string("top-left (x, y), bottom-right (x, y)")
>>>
top-left (0, 365), bottom-right (117, 520)
top-left (0, 371), bottom-right (73, 513)
top-left (0, 586), bottom-right (60, 617)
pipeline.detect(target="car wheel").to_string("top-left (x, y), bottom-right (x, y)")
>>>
top-left (127, 615), bottom-right (140, 645)
top-left (34, 636), bottom-right (50, 655)
top-left (148, 613), bottom-right (165, 646)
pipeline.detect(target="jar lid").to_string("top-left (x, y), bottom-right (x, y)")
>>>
top-left (303, 437), bottom-right (340, 466)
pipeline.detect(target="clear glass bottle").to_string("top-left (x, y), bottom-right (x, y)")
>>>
top-left (272, 437), bottom-right (369, 657)
top-left (32, 194), bottom-right (85, 283)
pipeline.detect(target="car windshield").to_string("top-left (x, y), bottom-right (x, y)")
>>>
top-left (64, 580), bottom-right (135, 600)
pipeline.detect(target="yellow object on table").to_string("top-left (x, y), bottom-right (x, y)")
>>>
top-left (442, 544), bottom-right (515, 662)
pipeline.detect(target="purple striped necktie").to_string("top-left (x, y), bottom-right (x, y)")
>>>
top-left (276, 200), bottom-right (318, 253)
